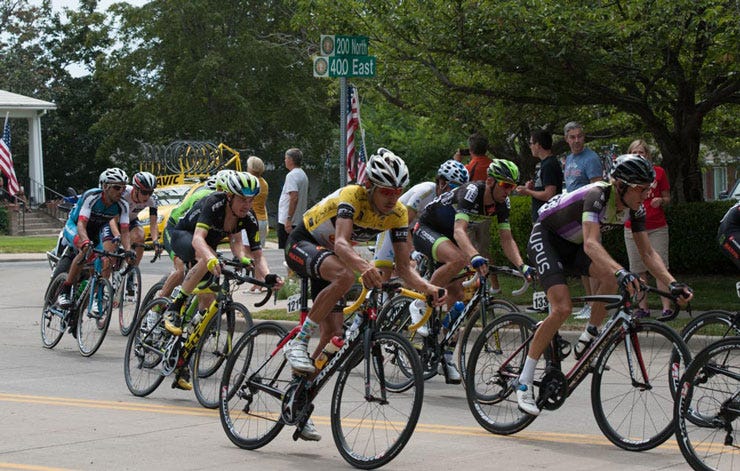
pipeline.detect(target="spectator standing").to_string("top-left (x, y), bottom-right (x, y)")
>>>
top-left (277, 148), bottom-right (309, 249)
top-left (464, 132), bottom-right (499, 291)
top-left (244, 155), bottom-right (271, 291)
top-left (623, 140), bottom-right (673, 317)
top-left (563, 121), bottom-right (603, 319)
top-left (517, 129), bottom-right (563, 222)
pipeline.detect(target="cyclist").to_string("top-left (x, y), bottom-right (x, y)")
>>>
top-left (718, 201), bottom-right (740, 270)
top-left (516, 154), bottom-right (693, 416)
top-left (154, 173), bottom-right (219, 301)
top-left (162, 171), bottom-right (276, 390)
top-left (411, 159), bottom-right (534, 382)
top-left (55, 168), bottom-right (134, 309)
top-left (373, 159), bottom-right (469, 280)
top-left (103, 171), bottom-right (161, 289)
top-left (283, 148), bottom-right (446, 439)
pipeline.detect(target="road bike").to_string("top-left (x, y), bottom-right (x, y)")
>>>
top-left (679, 282), bottom-right (740, 356)
top-left (112, 243), bottom-right (161, 336)
top-left (378, 265), bottom-right (528, 385)
top-left (41, 247), bottom-right (129, 356)
top-left (218, 277), bottom-right (424, 469)
top-left (465, 284), bottom-right (691, 451)
top-left (124, 257), bottom-right (274, 408)
top-left (674, 336), bottom-right (740, 471)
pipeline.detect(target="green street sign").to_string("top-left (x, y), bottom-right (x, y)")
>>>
top-left (313, 55), bottom-right (376, 78)
top-left (320, 35), bottom-right (370, 56)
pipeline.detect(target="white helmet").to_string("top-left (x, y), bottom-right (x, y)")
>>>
top-left (437, 160), bottom-right (469, 187)
top-left (132, 171), bottom-right (157, 191)
top-left (204, 174), bottom-right (218, 191)
top-left (99, 167), bottom-right (128, 187)
top-left (366, 148), bottom-right (410, 188)
top-left (219, 171), bottom-right (260, 197)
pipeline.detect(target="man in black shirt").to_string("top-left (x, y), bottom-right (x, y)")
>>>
top-left (517, 129), bottom-right (563, 222)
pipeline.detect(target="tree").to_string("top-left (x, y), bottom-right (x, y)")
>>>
top-left (294, 0), bottom-right (739, 201)
top-left (96, 0), bottom-right (336, 169)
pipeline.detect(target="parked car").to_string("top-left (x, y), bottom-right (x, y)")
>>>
top-left (718, 180), bottom-right (740, 201)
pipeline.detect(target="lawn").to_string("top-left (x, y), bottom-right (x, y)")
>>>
top-left (0, 235), bottom-right (57, 253)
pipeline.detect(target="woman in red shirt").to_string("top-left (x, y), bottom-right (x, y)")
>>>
top-left (623, 139), bottom-right (672, 318)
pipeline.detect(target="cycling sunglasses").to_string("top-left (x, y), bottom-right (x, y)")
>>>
top-left (108, 184), bottom-right (125, 191)
top-left (497, 181), bottom-right (517, 190)
top-left (376, 186), bottom-right (403, 197)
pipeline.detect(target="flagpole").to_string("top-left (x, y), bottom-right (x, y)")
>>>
top-left (354, 85), bottom-right (368, 183)
top-left (339, 77), bottom-right (347, 188)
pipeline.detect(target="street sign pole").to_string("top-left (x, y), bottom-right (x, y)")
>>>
top-left (339, 77), bottom-right (347, 187)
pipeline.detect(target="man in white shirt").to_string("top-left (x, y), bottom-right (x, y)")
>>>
top-left (277, 148), bottom-right (309, 249)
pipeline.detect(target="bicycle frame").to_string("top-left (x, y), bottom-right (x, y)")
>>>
top-left (243, 283), bottom-right (397, 428)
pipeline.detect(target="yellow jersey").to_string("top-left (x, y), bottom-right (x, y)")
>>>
top-left (302, 185), bottom-right (408, 248)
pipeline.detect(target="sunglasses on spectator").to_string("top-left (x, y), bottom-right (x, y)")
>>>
top-left (497, 181), bottom-right (517, 190)
top-left (376, 186), bottom-right (403, 197)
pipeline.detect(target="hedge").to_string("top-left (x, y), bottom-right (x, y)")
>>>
top-left (0, 206), bottom-right (7, 235)
top-left (486, 196), bottom-right (736, 275)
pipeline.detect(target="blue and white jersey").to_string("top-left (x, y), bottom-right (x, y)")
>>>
top-left (63, 188), bottom-right (130, 242)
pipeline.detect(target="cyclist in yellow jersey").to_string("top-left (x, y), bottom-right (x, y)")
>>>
top-left (284, 150), bottom-right (446, 414)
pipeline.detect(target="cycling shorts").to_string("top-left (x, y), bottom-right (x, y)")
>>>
top-left (527, 222), bottom-right (592, 291)
top-left (412, 223), bottom-right (451, 264)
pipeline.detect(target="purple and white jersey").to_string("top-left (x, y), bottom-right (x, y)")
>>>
top-left (537, 181), bottom-right (645, 244)
top-left (122, 184), bottom-right (158, 221)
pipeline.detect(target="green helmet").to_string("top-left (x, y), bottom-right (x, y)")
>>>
top-left (487, 159), bottom-right (520, 184)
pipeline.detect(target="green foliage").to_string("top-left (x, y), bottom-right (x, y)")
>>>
top-left (293, 0), bottom-right (740, 201)
top-left (0, 208), bottom-right (8, 235)
top-left (489, 196), bottom-right (737, 275)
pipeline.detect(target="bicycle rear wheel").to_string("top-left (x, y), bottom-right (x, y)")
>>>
top-left (465, 313), bottom-right (541, 435)
top-left (681, 310), bottom-right (739, 356)
top-left (193, 302), bottom-right (253, 409)
top-left (41, 273), bottom-right (68, 349)
top-left (331, 331), bottom-right (424, 469)
top-left (675, 336), bottom-right (740, 471)
top-left (220, 321), bottom-right (290, 450)
top-left (124, 298), bottom-right (168, 396)
top-left (591, 319), bottom-right (691, 451)
top-left (459, 298), bottom-right (520, 386)
top-left (77, 278), bottom-right (114, 357)
top-left (118, 266), bottom-right (142, 336)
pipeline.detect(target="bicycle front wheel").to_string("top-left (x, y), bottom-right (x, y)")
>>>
top-left (675, 336), bottom-right (740, 471)
top-left (459, 298), bottom-right (520, 386)
top-left (331, 331), bottom-right (424, 469)
top-left (591, 319), bottom-right (691, 451)
top-left (465, 313), bottom-right (540, 435)
top-left (681, 310), bottom-right (739, 356)
top-left (118, 266), bottom-right (142, 336)
top-left (124, 298), bottom-right (168, 396)
top-left (77, 277), bottom-right (114, 357)
top-left (220, 321), bottom-right (290, 450)
top-left (193, 302), bottom-right (253, 409)
top-left (376, 294), bottom-right (436, 384)
top-left (140, 275), bottom-right (167, 311)
top-left (41, 273), bottom-right (68, 349)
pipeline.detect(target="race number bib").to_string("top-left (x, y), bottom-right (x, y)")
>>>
top-left (287, 293), bottom-right (302, 314)
top-left (532, 291), bottom-right (549, 311)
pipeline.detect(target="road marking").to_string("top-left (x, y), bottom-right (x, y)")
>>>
top-left (0, 392), bottom-right (680, 450)
top-left (0, 463), bottom-right (74, 471)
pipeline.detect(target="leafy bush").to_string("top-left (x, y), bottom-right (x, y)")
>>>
top-left (487, 196), bottom-right (736, 276)
top-left (0, 207), bottom-right (8, 234)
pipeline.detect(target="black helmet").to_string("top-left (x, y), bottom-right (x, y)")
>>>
top-left (611, 154), bottom-right (655, 185)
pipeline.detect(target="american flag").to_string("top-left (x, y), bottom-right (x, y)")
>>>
top-left (0, 117), bottom-right (20, 196)
top-left (346, 85), bottom-right (367, 184)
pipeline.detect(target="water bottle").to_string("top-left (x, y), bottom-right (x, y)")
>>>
top-left (314, 336), bottom-right (344, 370)
top-left (346, 313), bottom-right (364, 336)
top-left (189, 310), bottom-right (204, 330)
top-left (441, 301), bottom-right (465, 330)
top-left (76, 279), bottom-right (88, 298)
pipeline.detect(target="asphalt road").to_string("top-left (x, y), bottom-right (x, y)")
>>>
top-left (0, 256), bottom-right (693, 470)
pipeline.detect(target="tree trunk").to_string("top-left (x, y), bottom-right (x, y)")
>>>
top-left (650, 113), bottom-right (705, 203)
